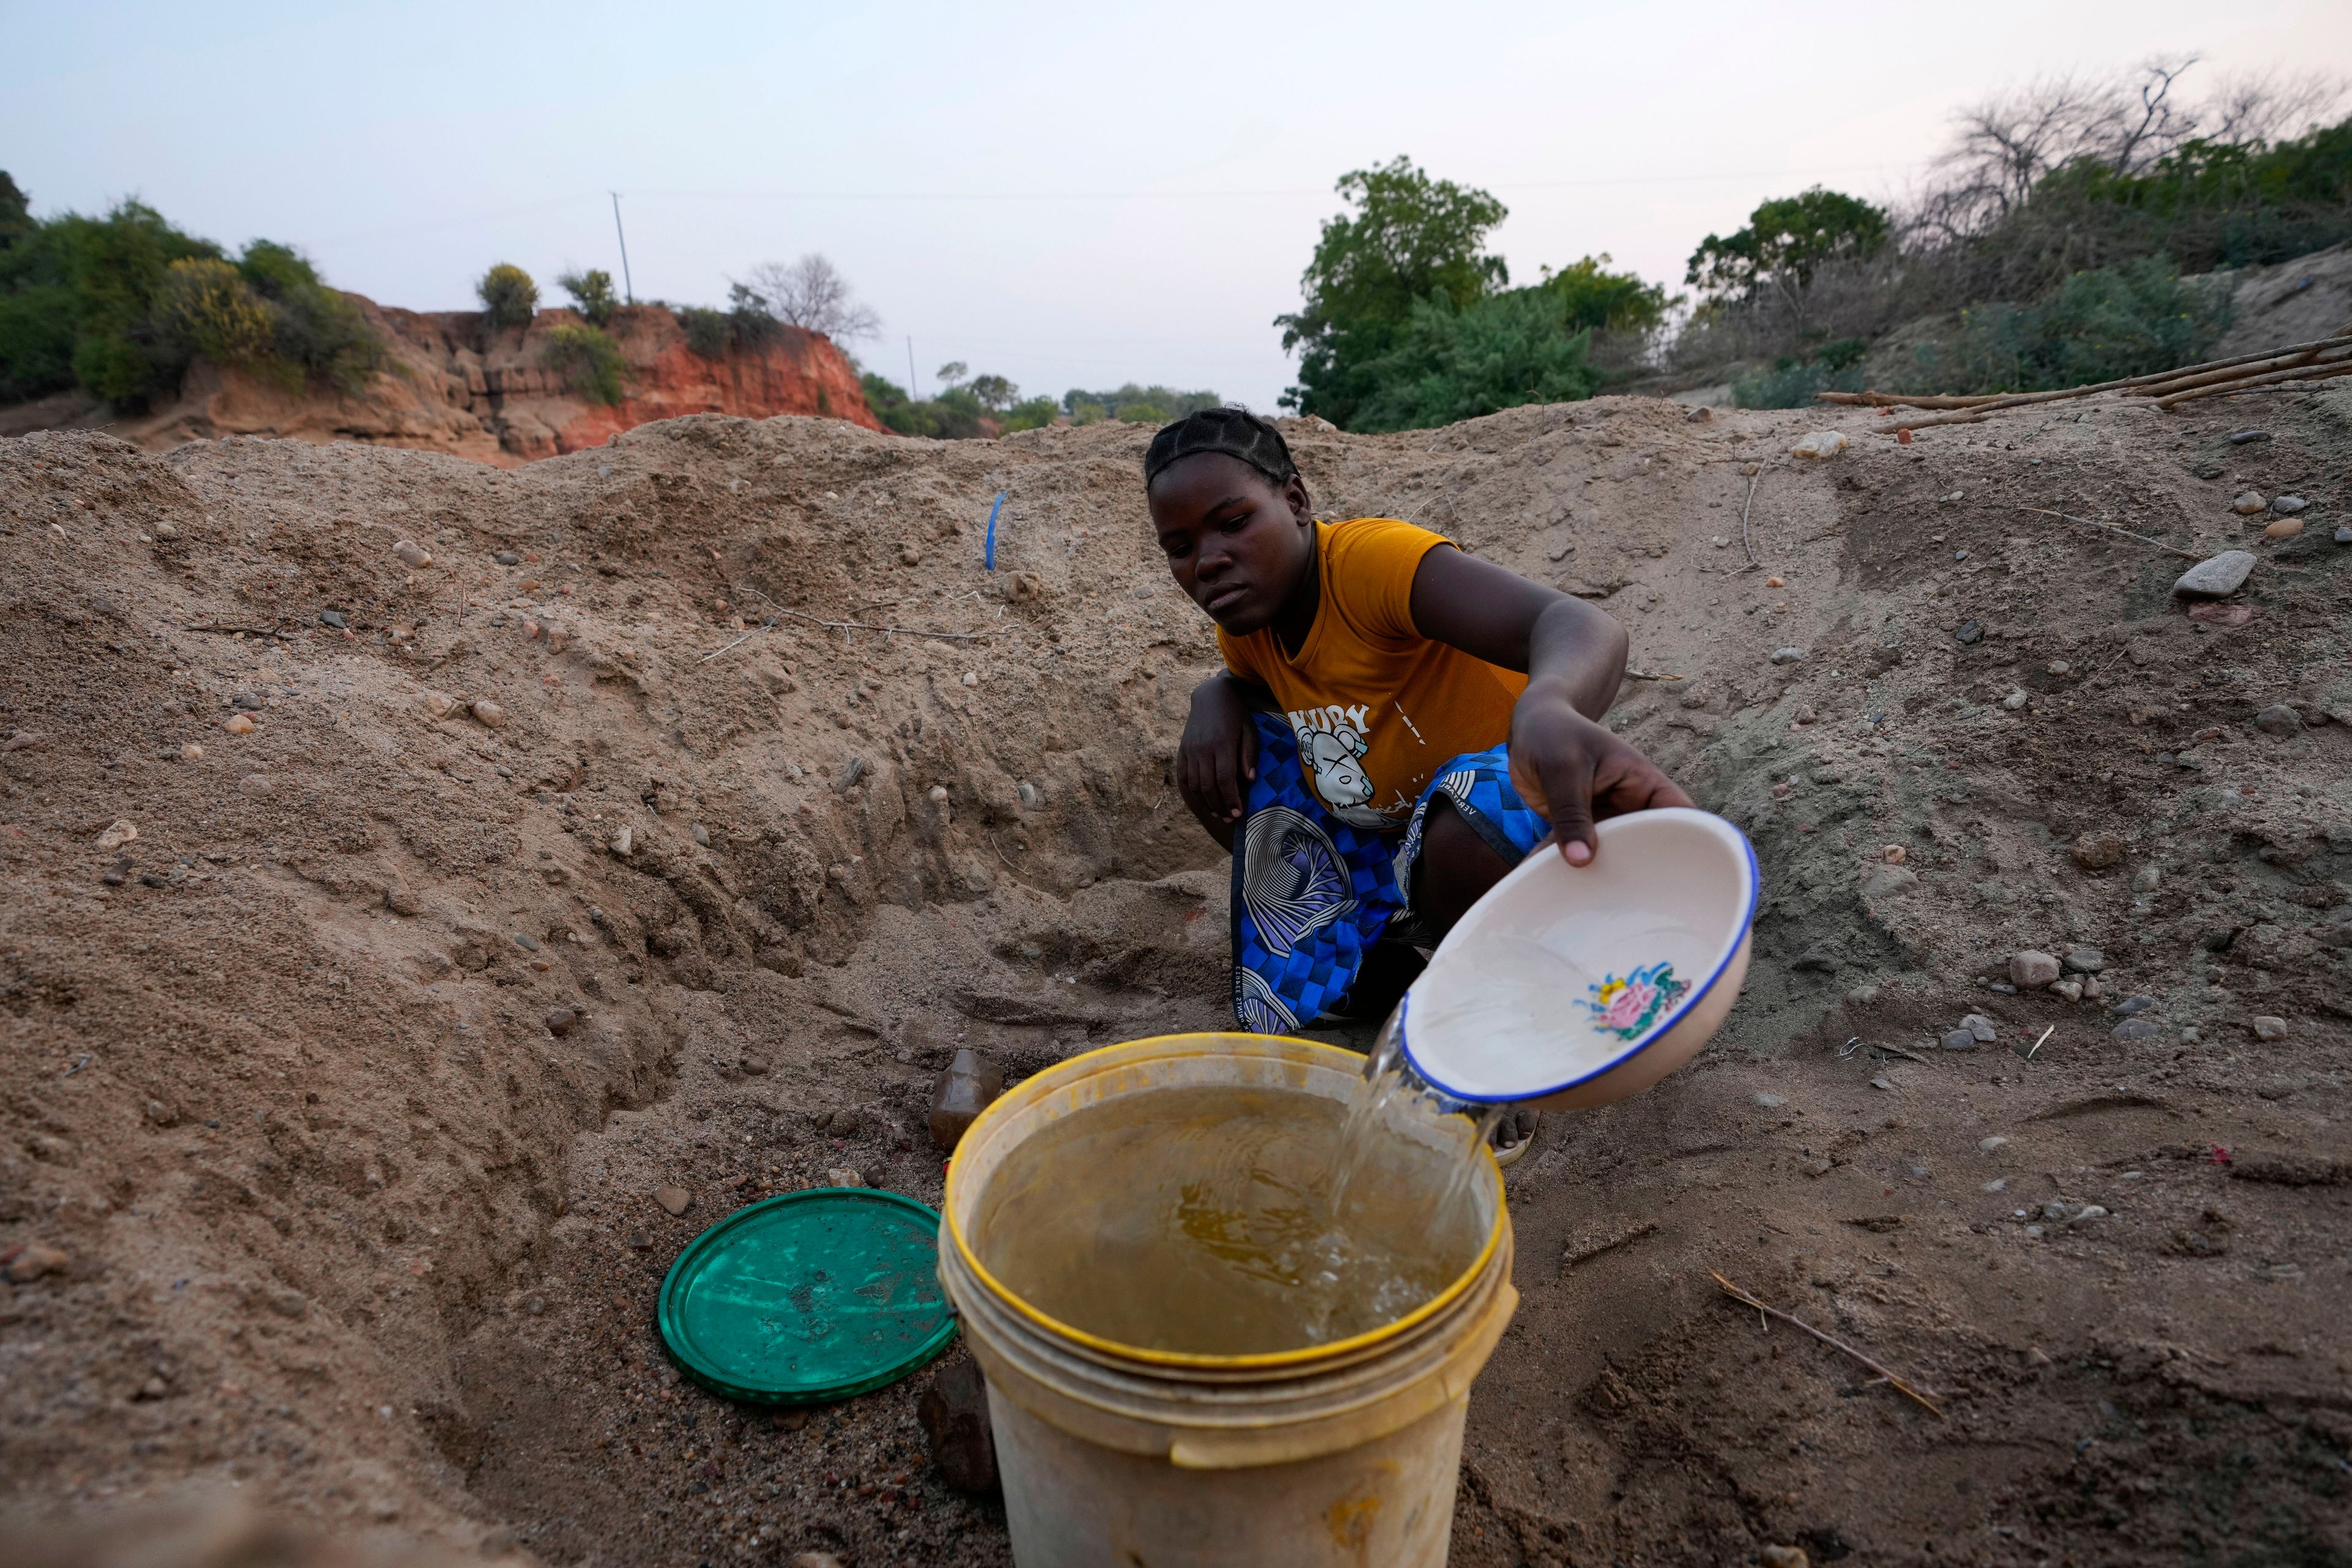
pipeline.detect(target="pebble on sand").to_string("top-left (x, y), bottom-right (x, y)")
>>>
top-left (2270, 494), bottom-right (2307, 515)
top-left (94, 820), bottom-right (138, 852)
top-left (2071, 832), bottom-right (2125, 869)
top-left (824, 1167), bottom-right (866, 1188)
top-left (223, 713), bottom-right (256, 734)
top-left (918, 1360), bottom-right (1000, 1494)
top-left (545, 1008), bottom-right (578, 1037)
top-left (1978, 1136), bottom-right (2008, 1153)
top-left (179, 743), bottom-right (204, 762)
top-left (1961, 1013), bottom-right (1998, 1042)
top-left (2253, 1016), bottom-right (2288, 1041)
top-left (1758, 1545), bottom-right (1811, 1568)
top-left (6, 1243), bottom-right (69, 1283)
top-left (2009, 950), bottom-right (2061, 989)
top-left (1768, 647), bottom-right (1806, 665)
top-left (1940, 1030), bottom-right (1979, 1051)
top-left (393, 540), bottom-right (433, 567)
top-left (2266, 517), bottom-right (2305, 540)
top-left (2113, 1018), bottom-right (2165, 1041)
top-left (2254, 704), bottom-right (2303, 737)
top-left (2171, 550), bottom-right (2257, 598)
top-left (470, 699), bottom-right (507, 728)
top-left (2231, 491), bottom-right (2269, 515)
top-left (654, 1186), bottom-right (692, 1217)
top-left (2062, 945), bottom-right (2105, 974)
top-left (1882, 844), bottom-right (1907, 864)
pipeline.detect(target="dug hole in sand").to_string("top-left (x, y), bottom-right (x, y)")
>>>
top-left (2, 391), bottom-right (2348, 1567)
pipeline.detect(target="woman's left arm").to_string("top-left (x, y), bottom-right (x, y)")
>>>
top-left (1409, 545), bottom-right (1692, 865)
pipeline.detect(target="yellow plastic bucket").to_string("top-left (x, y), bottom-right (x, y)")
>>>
top-left (937, 1032), bottom-right (1517, 1568)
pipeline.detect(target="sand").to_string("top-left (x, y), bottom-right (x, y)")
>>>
top-left (3, 390), bottom-right (2348, 1566)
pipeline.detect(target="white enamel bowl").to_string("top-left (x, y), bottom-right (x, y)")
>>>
top-left (1398, 807), bottom-right (1757, 1110)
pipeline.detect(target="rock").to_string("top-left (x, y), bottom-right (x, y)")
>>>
top-left (179, 743), bottom-right (204, 762)
top-left (2228, 429), bottom-right (2269, 444)
top-left (2253, 1016), bottom-right (2288, 1041)
top-left (1961, 1013), bottom-right (1998, 1042)
top-left (2071, 832), bottom-right (2126, 870)
top-left (1861, 865), bottom-right (1918, 899)
top-left (94, 819), bottom-right (138, 852)
top-left (545, 1008), bottom-right (578, 1037)
top-left (494, 551), bottom-right (521, 566)
top-left (1940, 1029), bottom-right (1979, 1051)
top-left (1016, 782), bottom-right (1040, 809)
top-left (2337, 526), bottom-right (2352, 545)
top-left (2113, 994), bottom-right (2156, 1016)
top-left (2062, 945), bottom-right (2105, 974)
top-left (231, 691), bottom-right (265, 711)
top-left (470, 699), bottom-right (507, 728)
top-left (609, 827), bottom-right (633, 858)
top-left (2, 729), bottom-right (41, 752)
top-left (383, 880), bottom-right (421, 916)
top-left (512, 932), bottom-right (541, 952)
top-left (1869, 1076), bottom-right (1894, 1091)
top-left (2132, 866), bottom-right (2163, 892)
top-left (2253, 704), bottom-right (2303, 737)
top-left (1882, 844), bottom-right (1907, 864)
top-left (1978, 1136), bottom-right (2009, 1153)
top-left (6, 1243), bottom-right (69, 1283)
top-left (153, 521), bottom-right (180, 540)
top-left (824, 1167), bottom-right (865, 1187)
top-left (740, 1052), bottom-right (769, 1075)
top-left (791, 1555), bottom-right (846, 1568)
top-left (135, 1375), bottom-right (170, 1400)
top-left (691, 823), bottom-right (710, 847)
top-left (1768, 647), bottom-right (1806, 665)
top-left (222, 713), bottom-right (255, 734)
top-left (418, 691), bottom-right (457, 719)
top-left (2113, 1018), bottom-right (2165, 1041)
top-left (240, 774), bottom-right (273, 796)
top-left (1752, 1092), bottom-right (1787, 1108)
top-left (394, 540), bottom-right (433, 567)
top-left (1758, 1547), bottom-right (1810, 1568)
top-left (900, 544), bottom-right (923, 566)
top-left (268, 1289), bottom-right (307, 1319)
top-left (2070, 1205), bottom-right (2109, 1225)
top-left (2266, 516), bottom-right (2304, 540)
top-left (318, 609), bottom-right (347, 629)
top-left (961, 671), bottom-right (979, 687)
top-left (918, 1360), bottom-right (1000, 1493)
top-left (625, 1230), bottom-right (654, 1251)
top-left (2171, 550), bottom-right (2256, 598)
top-left (654, 1186), bottom-right (692, 1217)
top-left (2002, 687), bottom-right (2029, 710)
top-left (2051, 979), bottom-right (2084, 1002)
top-left (2231, 491), bottom-right (2269, 515)
top-left (1790, 431), bottom-right (1848, 459)
top-left (2009, 951), bottom-right (2061, 989)
top-left (927, 785), bottom-right (950, 804)
top-left (1954, 619), bottom-right (1984, 645)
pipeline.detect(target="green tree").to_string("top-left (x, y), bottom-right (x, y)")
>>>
top-left (1349, 288), bottom-right (1602, 433)
top-left (1537, 254), bottom-right (1673, 333)
top-left (1685, 188), bottom-right (1891, 306)
top-left (1276, 157), bottom-right (1509, 426)
top-left (0, 172), bottom-right (36, 251)
top-left (557, 267), bottom-right (618, 326)
top-left (1061, 383), bottom-right (1220, 424)
top-left (477, 263), bottom-right (538, 330)
top-left (540, 322), bottom-right (628, 404)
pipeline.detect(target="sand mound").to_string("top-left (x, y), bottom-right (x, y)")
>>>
top-left (3, 392), bottom-right (2347, 1566)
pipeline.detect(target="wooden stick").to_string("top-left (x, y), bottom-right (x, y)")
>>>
top-left (1562, 1221), bottom-right (1659, 1272)
top-left (1708, 1270), bottom-right (1947, 1419)
top-left (1820, 328), bottom-right (2352, 413)
top-left (1739, 470), bottom-right (1762, 567)
top-left (2157, 356), bottom-right (2352, 408)
top-left (2129, 343), bottom-right (2350, 398)
top-left (698, 627), bottom-right (766, 663)
top-left (2018, 508), bottom-right (2203, 560)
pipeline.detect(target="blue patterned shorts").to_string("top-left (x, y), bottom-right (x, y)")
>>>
top-left (1229, 714), bottom-right (1551, 1033)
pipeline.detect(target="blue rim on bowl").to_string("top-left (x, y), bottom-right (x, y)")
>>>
top-left (1398, 810), bottom-right (1760, 1105)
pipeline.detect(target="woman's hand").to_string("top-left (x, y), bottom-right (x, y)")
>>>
top-left (1507, 680), bottom-right (1693, 865)
top-left (1177, 674), bottom-right (1261, 843)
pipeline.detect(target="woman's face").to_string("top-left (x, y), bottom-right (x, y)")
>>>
top-left (1147, 453), bottom-right (1314, 635)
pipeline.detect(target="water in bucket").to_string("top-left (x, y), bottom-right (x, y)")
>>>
top-left (970, 1072), bottom-right (1491, 1355)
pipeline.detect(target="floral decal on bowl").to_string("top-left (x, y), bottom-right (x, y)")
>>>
top-left (1578, 962), bottom-right (1691, 1041)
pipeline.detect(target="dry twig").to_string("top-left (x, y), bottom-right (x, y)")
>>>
top-left (1738, 470), bottom-right (1762, 567)
top-left (769, 607), bottom-right (981, 644)
top-left (2156, 356), bottom-right (2352, 409)
top-left (2018, 508), bottom-right (2202, 560)
top-left (1562, 1221), bottom-right (1659, 1272)
top-left (1817, 328), bottom-right (2352, 414)
top-left (1708, 1270), bottom-right (1946, 1419)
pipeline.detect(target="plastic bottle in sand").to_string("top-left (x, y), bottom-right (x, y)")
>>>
top-left (929, 1049), bottom-right (1004, 1153)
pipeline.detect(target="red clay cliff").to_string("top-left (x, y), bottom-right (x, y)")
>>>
top-left (0, 297), bottom-right (881, 464)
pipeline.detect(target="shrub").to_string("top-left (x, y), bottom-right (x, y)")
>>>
top-left (1922, 257), bottom-right (2233, 393)
top-left (557, 268), bottom-right (617, 326)
top-left (540, 322), bottom-right (628, 405)
top-left (153, 258), bottom-right (276, 373)
top-left (1349, 287), bottom-right (1602, 432)
top-left (1732, 356), bottom-right (1866, 409)
top-left (677, 306), bottom-right (731, 358)
top-left (477, 263), bottom-right (537, 330)
top-left (998, 395), bottom-right (1059, 432)
top-left (1061, 383), bottom-right (1221, 424)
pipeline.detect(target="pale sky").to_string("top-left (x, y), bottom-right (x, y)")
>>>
top-left (9, 1), bottom-right (2350, 409)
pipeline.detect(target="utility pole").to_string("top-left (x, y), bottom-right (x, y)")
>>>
top-left (609, 192), bottom-right (635, 304)
top-left (907, 336), bottom-right (919, 399)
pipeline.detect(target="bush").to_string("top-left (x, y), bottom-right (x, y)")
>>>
top-left (1920, 257), bottom-right (2233, 394)
top-left (676, 287), bottom-right (785, 360)
top-left (1061, 382), bottom-right (1221, 424)
top-left (1349, 287), bottom-right (1602, 433)
top-left (557, 268), bottom-right (617, 326)
top-left (1732, 357), bottom-right (1864, 409)
top-left (232, 239), bottom-right (380, 393)
top-left (540, 322), bottom-right (628, 404)
top-left (477, 263), bottom-right (537, 330)
top-left (677, 306), bottom-right (730, 358)
top-left (153, 258), bottom-right (276, 373)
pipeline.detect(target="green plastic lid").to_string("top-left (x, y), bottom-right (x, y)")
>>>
top-left (657, 1188), bottom-right (957, 1404)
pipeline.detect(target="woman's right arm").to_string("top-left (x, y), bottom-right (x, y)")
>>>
top-left (1176, 673), bottom-right (1269, 845)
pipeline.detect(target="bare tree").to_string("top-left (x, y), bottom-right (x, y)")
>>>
top-left (738, 255), bottom-right (881, 341)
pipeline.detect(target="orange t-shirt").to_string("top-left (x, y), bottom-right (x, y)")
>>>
top-left (1217, 518), bottom-right (1526, 831)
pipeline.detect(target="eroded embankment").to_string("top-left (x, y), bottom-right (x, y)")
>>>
top-left (4, 393), bottom-right (2350, 1567)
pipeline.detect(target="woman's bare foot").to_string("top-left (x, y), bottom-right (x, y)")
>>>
top-left (1491, 1106), bottom-right (1539, 1167)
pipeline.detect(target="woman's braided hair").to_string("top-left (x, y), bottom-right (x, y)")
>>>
top-left (1142, 407), bottom-right (1298, 490)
